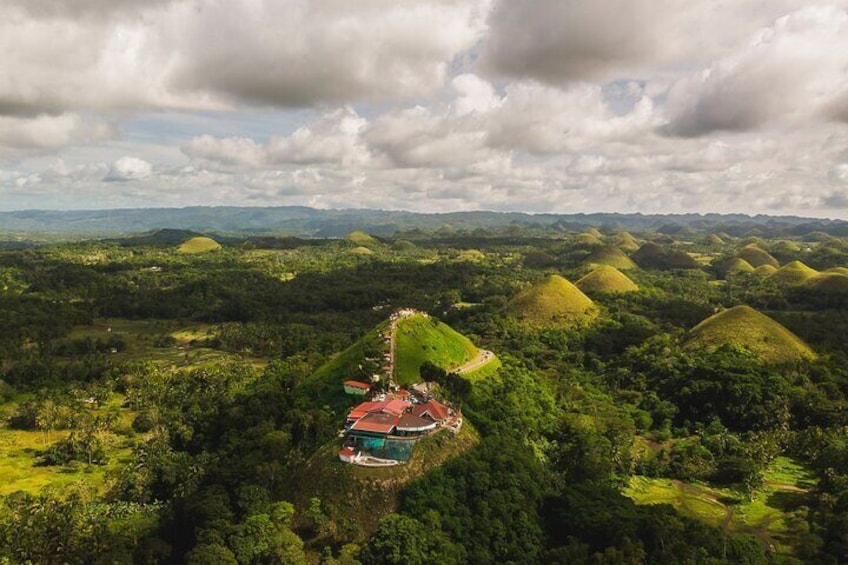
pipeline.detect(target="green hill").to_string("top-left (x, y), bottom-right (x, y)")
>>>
top-left (350, 246), bottom-right (374, 255)
top-left (576, 265), bottom-right (639, 294)
top-left (754, 264), bottom-right (778, 276)
top-left (288, 424), bottom-right (480, 543)
top-left (737, 245), bottom-right (779, 268)
top-left (584, 246), bottom-right (638, 270)
top-left (825, 267), bottom-right (848, 276)
top-left (394, 314), bottom-right (479, 386)
top-left (631, 242), bottom-right (666, 267)
top-left (665, 250), bottom-right (701, 269)
top-left (585, 227), bottom-right (604, 239)
top-left (506, 274), bottom-right (597, 327)
top-left (345, 230), bottom-right (377, 245)
top-left (804, 273), bottom-right (848, 294)
top-left (769, 261), bottom-right (818, 285)
top-left (300, 323), bottom-right (389, 411)
top-left (686, 305), bottom-right (816, 364)
top-left (705, 234), bottom-right (724, 246)
top-left (721, 258), bottom-right (755, 276)
top-left (614, 232), bottom-right (640, 252)
top-left (177, 236), bottom-right (222, 254)
top-left (301, 314), bottom-right (486, 408)
top-left (574, 232), bottom-right (604, 247)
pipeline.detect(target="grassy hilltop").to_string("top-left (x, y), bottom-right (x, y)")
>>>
top-left (506, 274), bottom-right (597, 327)
top-left (687, 305), bottom-right (816, 364)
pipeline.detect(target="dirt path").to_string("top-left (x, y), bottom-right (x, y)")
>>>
top-left (455, 350), bottom-right (496, 374)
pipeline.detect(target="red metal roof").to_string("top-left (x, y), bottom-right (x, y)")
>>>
top-left (339, 447), bottom-right (356, 457)
top-left (395, 413), bottom-right (437, 432)
top-left (382, 398), bottom-right (412, 416)
top-left (412, 400), bottom-right (450, 422)
top-left (349, 412), bottom-right (397, 434)
top-left (347, 401), bottom-right (385, 421)
top-left (343, 380), bottom-right (371, 390)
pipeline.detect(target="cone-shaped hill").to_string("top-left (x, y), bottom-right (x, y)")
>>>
top-left (705, 234), bottom-right (725, 246)
top-left (585, 227), bottom-right (604, 239)
top-left (826, 267), bottom-right (848, 276)
top-left (631, 242), bottom-right (666, 267)
top-left (804, 273), bottom-right (848, 294)
top-left (754, 264), bottom-right (778, 276)
top-left (177, 236), bottom-right (222, 254)
top-left (345, 230), bottom-right (377, 245)
top-left (614, 232), bottom-right (640, 252)
top-left (721, 258), bottom-right (755, 276)
top-left (506, 275), bottom-right (597, 327)
top-left (576, 265), bottom-right (639, 294)
top-left (350, 246), bottom-right (374, 255)
top-left (301, 313), bottom-right (486, 410)
top-left (686, 305), bottom-right (815, 364)
top-left (665, 250), bottom-right (701, 269)
top-left (584, 246), bottom-right (638, 270)
top-left (768, 261), bottom-right (818, 285)
top-left (736, 245), bottom-right (779, 268)
top-left (574, 232), bottom-right (604, 247)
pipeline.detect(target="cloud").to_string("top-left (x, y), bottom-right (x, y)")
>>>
top-left (663, 6), bottom-right (848, 136)
top-left (104, 156), bottom-right (153, 181)
top-left (480, 0), bottom-right (847, 85)
top-left (0, 0), bottom-right (490, 118)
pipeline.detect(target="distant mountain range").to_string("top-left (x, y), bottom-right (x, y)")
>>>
top-left (1, 206), bottom-right (847, 240)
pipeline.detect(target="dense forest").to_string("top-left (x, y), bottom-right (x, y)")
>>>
top-left (1, 224), bottom-right (848, 564)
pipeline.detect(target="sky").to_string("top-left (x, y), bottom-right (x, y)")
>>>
top-left (2, 0), bottom-right (848, 217)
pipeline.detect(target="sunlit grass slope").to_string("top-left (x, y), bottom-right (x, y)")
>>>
top-left (583, 246), bottom-right (638, 270)
top-left (395, 315), bottom-right (479, 386)
top-left (576, 265), bottom-right (639, 294)
top-left (736, 245), bottom-right (779, 268)
top-left (506, 274), bottom-right (597, 327)
top-left (769, 260), bottom-right (818, 285)
top-left (177, 236), bottom-right (222, 254)
top-left (687, 305), bottom-right (815, 364)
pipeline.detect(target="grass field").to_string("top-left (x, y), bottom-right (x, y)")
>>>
top-left (394, 315), bottom-right (478, 385)
top-left (625, 457), bottom-right (816, 555)
top-left (0, 393), bottom-right (136, 496)
top-left (65, 318), bottom-right (266, 369)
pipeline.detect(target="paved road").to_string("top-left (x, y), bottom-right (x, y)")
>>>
top-left (455, 350), bottom-right (497, 374)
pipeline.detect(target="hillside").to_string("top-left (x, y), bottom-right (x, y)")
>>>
top-left (721, 258), bottom-right (755, 275)
top-left (506, 274), bottom-right (597, 327)
top-left (736, 245), bottom-right (779, 268)
top-left (300, 324), bottom-right (389, 411)
top-left (804, 273), bottom-right (848, 294)
top-left (300, 314), bottom-right (485, 408)
top-left (631, 242), bottom-right (666, 267)
top-left (576, 265), bottom-right (639, 294)
top-left (346, 230), bottom-right (377, 245)
top-left (583, 246), bottom-right (638, 270)
top-left (686, 305), bottom-right (816, 364)
top-left (754, 264), bottom-right (778, 275)
top-left (769, 261), bottom-right (818, 285)
top-left (288, 423), bottom-right (480, 542)
top-left (177, 236), bottom-right (222, 253)
top-left (394, 314), bottom-right (479, 386)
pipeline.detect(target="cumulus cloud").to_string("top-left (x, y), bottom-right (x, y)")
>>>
top-left (104, 156), bottom-right (153, 182)
top-left (480, 0), bottom-right (847, 84)
top-left (0, 0), bottom-right (489, 118)
top-left (663, 6), bottom-right (848, 136)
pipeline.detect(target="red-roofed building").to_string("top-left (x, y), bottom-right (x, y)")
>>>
top-left (345, 398), bottom-right (412, 426)
top-left (343, 380), bottom-right (371, 396)
top-left (412, 399), bottom-right (451, 424)
top-left (395, 413), bottom-right (437, 436)
top-left (338, 447), bottom-right (360, 463)
top-left (349, 412), bottom-right (398, 435)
